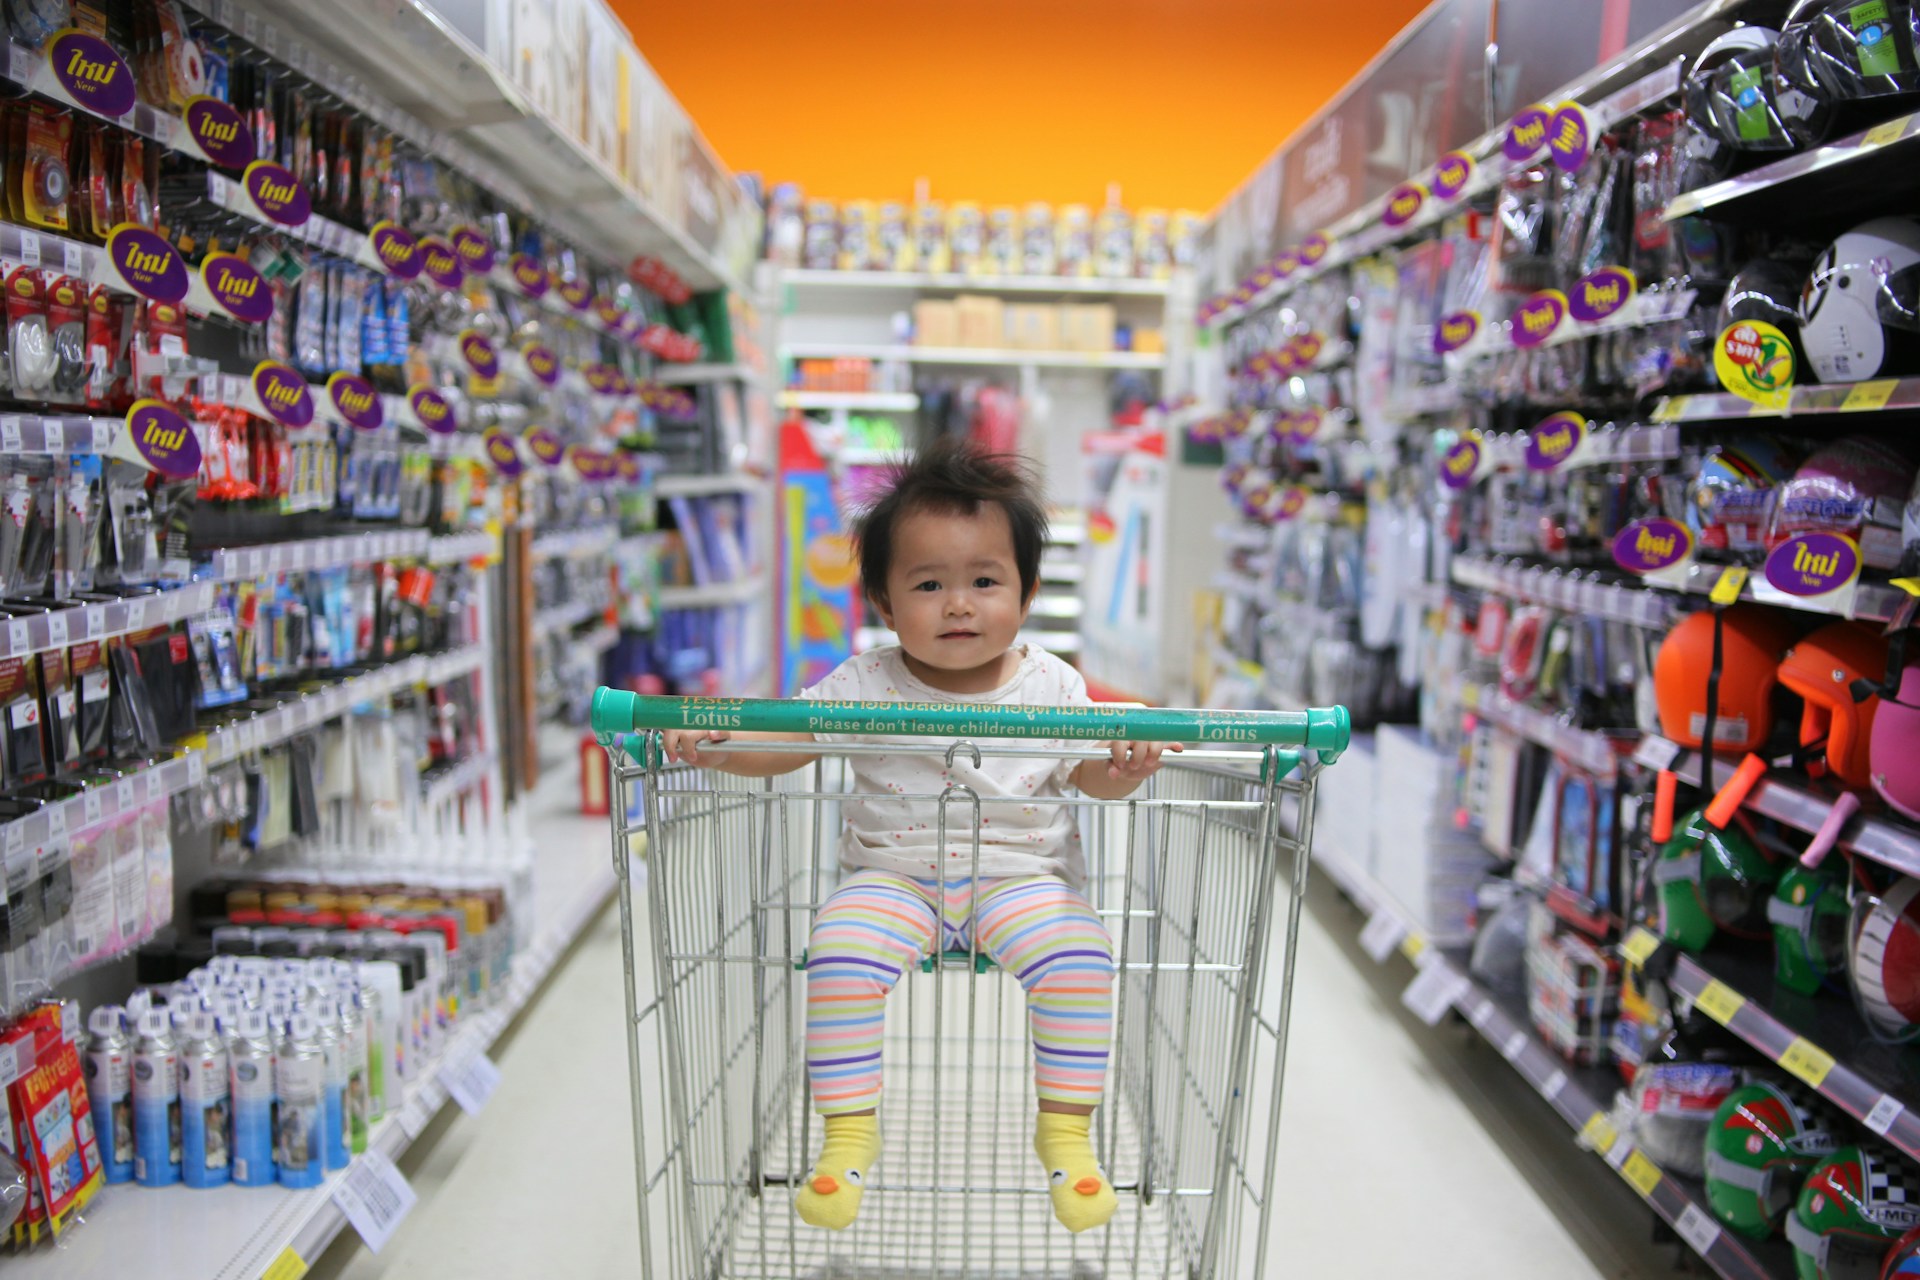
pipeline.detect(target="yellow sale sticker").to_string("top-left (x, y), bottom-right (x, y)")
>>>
top-left (1620, 927), bottom-right (1660, 968)
top-left (261, 1247), bottom-right (309, 1280)
top-left (1709, 566), bottom-right (1749, 606)
top-left (1842, 379), bottom-right (1899, 412)
top-left (1621, 1149), bottom-right (1663, 1197)
top-left (1581, 1112), bottom-right (1618, 1154)
top-left (1693, 980), bottom-right (1745, 1026)
top-left (1780, 1037), bottom-right (1836, 1088)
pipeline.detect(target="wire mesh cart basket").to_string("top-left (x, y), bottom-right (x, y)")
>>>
top-left (589, 690), bottom-right (1349, 1280)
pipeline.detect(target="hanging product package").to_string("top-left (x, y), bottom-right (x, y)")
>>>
top-left (69, 639), bottom-right (111, 762)
top-left (1, 454), bottom-right (58, 599)
top-left (107, 636), bottom-right (163, 758)
top-left (0, 655), bottom-right (48, 789)
top-left (37, 648), bottom-right (77, 776)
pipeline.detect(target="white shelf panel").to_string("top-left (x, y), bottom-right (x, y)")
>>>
top-left (652, 363), bottom-right (760, 385)
top-left (781, 342), bottom-right (1166, 371)
top-left (655, 473), bottom-right (771, 498)
top-left (427, 530), bottom-right (500, 564)
top-left (533, 599), bottom-right (602, 639)
top-left (657, 576), bottom-right (767, 609)
top-left (206, 530), bottom-right (432, 580)
top-left (530, 523), bottom-right (620, 561)
top-left (779, 268), bottom-right (1172, 297)
top-left (779, 391), bottom-right (921, 412)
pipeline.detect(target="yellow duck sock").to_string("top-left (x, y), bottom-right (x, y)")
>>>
top-left (1034, 1110), bottom-right (1116, 1233)
top-left (794, 1113), bottom-right (881, 1230)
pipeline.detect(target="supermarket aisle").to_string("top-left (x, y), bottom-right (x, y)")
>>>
top-left (310, 865), bottom-right (1661, 1279)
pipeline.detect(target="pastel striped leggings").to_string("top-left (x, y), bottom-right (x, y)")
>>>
top-left (805, 870), bottom-right (1115, 1116)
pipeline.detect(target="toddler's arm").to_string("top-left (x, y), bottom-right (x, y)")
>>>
top-left (1072, 741), bottom-right (1183, 799)
top-left (662, 729), bottom-right (819, 776)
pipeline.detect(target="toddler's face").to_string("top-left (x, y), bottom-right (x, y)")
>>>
top-left (876, 505), bottom-right (1032, 684)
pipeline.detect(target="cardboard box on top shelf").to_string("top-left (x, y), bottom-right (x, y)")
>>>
top-left (581, 7), bottom-right (624, 168)
top-left (914, 300), bottom-right (960, 349)
top-left (1059, 303), bottom-right (1116, 352)
top-left (954, 295), bottom-right (1005, 349)
top-left (1004, 304), bottom-right (1061, 351)
top-left (1132, 328), bottom-right (1166, 355)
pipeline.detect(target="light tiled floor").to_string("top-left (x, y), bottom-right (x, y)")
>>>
top-left (308, 822), bottom-right (1671, 1280)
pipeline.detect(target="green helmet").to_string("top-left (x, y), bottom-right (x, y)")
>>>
top-left (1771, 861), bottom-right (1851, 996)
top-left (1704, 1080), bottom-right (1837, 1241)
top-left (1655, 808), bottom-right (1780, 953)
top-left (1788, 1143), bottom-right (1920, 1280)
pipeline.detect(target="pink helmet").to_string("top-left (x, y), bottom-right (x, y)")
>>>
top-left (1769, 435), bottom-right (1916, 570)
top-left (1873, 665), bottom-right (1920, 823)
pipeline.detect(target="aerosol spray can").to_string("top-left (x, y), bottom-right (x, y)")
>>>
top-left (275, 1013), bottom-right (325, 1189)
top-left (179, 1012), bottom-right (231, 1188)
top-left (131, 1008), bottom-right (181, 1186)
top-left (309, 999), bottom-right (350, 1171)
top-left (336, 989), bottom-right (373, 1149)
top-left (83, 1006), bottom-right (133, 1183)
top-left (228, 1008), bottom-right (277, 1187)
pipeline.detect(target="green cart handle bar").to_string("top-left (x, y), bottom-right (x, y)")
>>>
top-left (590, 688), bottom-right (1348, 764)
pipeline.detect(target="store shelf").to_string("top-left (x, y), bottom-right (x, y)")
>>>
top-left (1216, 523), bottom-right (1273, 553)
top-left (0, 644), bottom-right (483, 851)
top-left (779, 268), bottom-right (1172, 298)
top-left (778, 390), bottom-right (921, 412)
top-left (578, 623), bottom-right (622, 656)
top-left (530, 523), bottom-right (620, 561)
top-left (1027, 597), bottom-right (1083, 620)
top-left (1651, 376), bottom-right (1920, 425)
top-left (1655, 738), bottom-right (1920, 881)
top-left (653, 363), bottom-right (759, 385)
top-left (781, 342), bottom-right (1166, 371)
top-left (1464, 684), bottom-right (1630, 779)
top-left (242, 0), bottom-right (752, 295)
top-left (657, 575), bottom-right (766, 609)
top-left (427, 530), bottom-right (500, 564)
top-left (1449, 555), bottom-right (1677, 630)
top-left (1620, 927), bottom-right (1920, 1166)
top-left (205, 530), bottom-right (433, 581)
top-left (1666, 109), bottom-right (1920, 228)
top-left (533, 599), bottom-right (605, 639)
top-left (0, 414), bottom-right (117, 454)
top-left (1041, 555), bottom-right (1084, 584)
top-left (655, 472), bottom-right (769, 498)
top-left (420, 750), bottom-right (499, 814)
top-left (1314, 843), bottom-right (1785, 1280)
top-left (31, 806), bottom-right (619, 1280)
top-left (1480, 424), bottom-right (1683, 470)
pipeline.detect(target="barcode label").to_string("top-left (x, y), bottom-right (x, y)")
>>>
top-left (1359, 910), bottom-right (1407, 963)
top-left (331, 1149), bottom-right (417, 1253)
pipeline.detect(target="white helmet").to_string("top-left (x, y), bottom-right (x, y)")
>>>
top-left (1799, 216), bottom-right (1920, 382)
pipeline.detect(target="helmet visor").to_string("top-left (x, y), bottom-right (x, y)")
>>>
top-left (1789, 0), bottom-right (1920, 97)
top-left (1687, 53), bottom-right (1802, 151)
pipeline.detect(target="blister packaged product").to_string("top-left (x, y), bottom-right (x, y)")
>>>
top-left (105, 635), bottom-right (162, 757)
top-left (68, 639), bottom-right (109, 762)
top-left (0, 655), bottom-right (48, 788)
top-left (61, 453), bottom-right (101, 596)
top-left (37, 648), bottom-right (76, 775)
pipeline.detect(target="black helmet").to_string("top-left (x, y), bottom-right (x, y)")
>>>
top-left (1683, 26), bottom-right (1833, 169)
top-left (1780, 0), bottom-right (1920, 102)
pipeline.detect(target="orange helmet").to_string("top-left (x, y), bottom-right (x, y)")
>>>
top-left (1654, 605), bottom-right (1801, 752)
top-left (1777, 621), bottom-right (1889, 790)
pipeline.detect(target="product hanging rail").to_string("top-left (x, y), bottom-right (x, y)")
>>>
top-left (1651, 378), bottom-right (1920, 424)
top-left (780, 341), bottom-right (1166, 372)
top-left (1664, 108), bottom-right (1920, 228)
top-left (779, 268), bottom-right (1174, 298)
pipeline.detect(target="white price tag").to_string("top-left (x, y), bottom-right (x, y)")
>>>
top-left (1502, 1031), bottom-right (1528, 1062)
top-left (82, 791), bottom-right (101, 826)
top-left (0, 1042), bottom-right (17, 1086)
top-left (45, 804), bottom-right (64, 838)
top-left (1467, 999), bottom-right (1496, 1032)
top-left (0, 419), bottom-right (16, 452)
top-left (126, 597), bottom-right (147, 629)
top-left (1865, 1094), bottom-right (1907, 1137)
top-left (1359, 910), bottom-right (1408, 964)
top-left (62, 242), bottom-right (82, 275)
top-left (45, 612), bottom-right (67, 646)
top-left (18, 231), bottom-right (40, 266)
top-left (330, 1149), bottom-right (417, 1254)
top-left (1541, 1069), bottom-right (1568, 1100)
top-left (6, 620), bottom-right (26, 653)
top-left (395, 1099), bottom-right (428, 1141)
top-left (84, 605), bottom-right (104, 636)
top-left (1675, 1203), bottom-right (1723, 1256)
top-left (146, 770), bottom-right (163, 802)
top-left (1400, 963), bottom-right (1469, 1027)
top-left (116, 778), bottom-right (135, 810)
top-left (60, 1002), bottom-right (78, 1042)
top-left (186, 755), bottom-right (204, 787)
top-left (1631, 735), bottom-right (1682, 772)
top-left (42, 421), bottom-right (61, 450)
top-left (439, 1050), bottom-right (502, 1116)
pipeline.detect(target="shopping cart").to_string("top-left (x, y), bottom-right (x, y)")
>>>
top-left (588, 690), bottom-right (1348, 1280)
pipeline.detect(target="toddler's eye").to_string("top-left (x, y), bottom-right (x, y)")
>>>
top-left (845, 1169), bottom-right (863, 1185)
top-left (1050, 1170), bottom-right (1067, 1185)
top-left (915, 581), bottom-right (940, 592)
top-left (974, 577), bottom-right (996, 589)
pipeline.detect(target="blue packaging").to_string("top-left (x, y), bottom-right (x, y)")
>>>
top-left (82, 1007), bottom-right (134, 1184)
top-left (228, 1010), bottom-right (278, 1186)
top-left (179, 1014), bottom-right (231, 1188)
top-left (130, 1010), bottom-right (180, 1187)
top-left (275, 1014), bottom-right (326, 1188)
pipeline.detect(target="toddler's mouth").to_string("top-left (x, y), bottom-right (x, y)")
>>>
top-left (938, 629), bottom-right (979, 639)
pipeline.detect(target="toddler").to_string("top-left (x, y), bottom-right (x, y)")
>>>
top-left (665, 440), bottom-right (1177, 1234)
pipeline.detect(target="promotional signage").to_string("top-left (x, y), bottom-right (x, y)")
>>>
top-left (1504, 104), bottom-right (1553, 161)
top-left (408, 385), bottom-right (457, 436)
top-left (327, 372), bottom-right (384, 431)
top-left (482, 428), bottom-right (523, 477)
top-left (1764, 533), bottom-right (1861, 614)
top-left (1570, 267), bottom-right (1636, 324)
top-left (419, 237), bottom-right (463, 289)
top-left (107, 224), bottom-right (189, 304)
top-left (1525, 411), bottom-right (1587, 471)
top-left (558, 278), bottom-right (593, 311)
top-left (1714, 321), bottom-right (1796, 411)
top-left (1613, 517), bottom-right (1694, 580)
top-left (118, 400), bottom-right (200, 478)
top-left (521, 344), bottom-right (561, 386)
top-left (583, 363), bottom-right (619, 394)
top-left (242, 160), bottom-right (311, 227)
top-left (1434, 311), bottom-right (1480, 354)
top-left (182, 96), bottom-right (252, 169)
top-left (1382, 181), bottom-right (1426, 229)
top-left (525, 428), bottom-right (565, 467)
top-left (251, 361), bottom-right (314, 428)
top-left (369, 222), bottom-right (422, 279)
top-left (1511, 290), bottom-right (1568, 349)
top-left (508, 254), bottom-right (549, 297)
top-left (1299, 234), bottom-right (1330, 266)
top-left (1430, 151), bottom-right (1474, 201)
top-left (459, 331), bottom-right (500, 380)
top-left (1547, 102), bottom-right (1594, 172)
top-left (451, 226), bottom-right (495, 275)
top-left (47, 29), bottom-right (135, 117)
top-left (1439, 434), bottom-right (1485, 490)
top-left (199, 252), bottom-right (272, 324)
